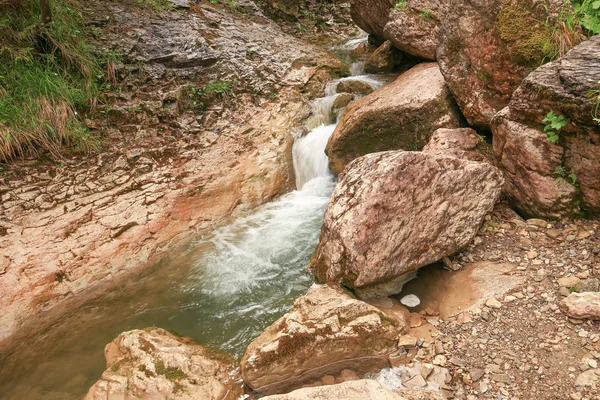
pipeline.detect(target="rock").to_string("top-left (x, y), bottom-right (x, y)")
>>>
top-left (309, 151), bottom-right (502, 297)
top-left (240, 284), bottom-right (408, 394)
top-left (83, 328), bottom-right (240, 400)
top-left (398, 334), bottom-right (419, 349)
top-left (332, 93), bottom-right (355, 118)
top-left (490, 373), bottom-right (512, 384)
top-left (383, 0), bottom-right (444, 60)
top-left (560, 292), bottom-right (600, 320)
top-left (485, 297), bottom-right (502, 309)
top-left (575, 279), bottom-right (600, 293)
top-left (403, 374), bottom-right (427, 388)
top-left (310, 151), bottom-right (503, 297)
top-left (423, 127), bottom-right (490, 162)
top-left (336, 80), bottom-right (375, 96)
top-left (437, 0), bottom-right (581, 128)
top-left (492, 35), bottom-right (600, 217)
top-left (364, 41), bottom-right (402, 73)
top-left (262, 379), bottom-right (430, 400)
top-left (321, 375), bottom-right (336, 385)
top-left (168, 0), bottom-right (190, 8)
top-left (526, 218), bottom-right (548, 228)
top-left (400, 294), bottom-right (421, 308)
top-left (575, 369), bottom-right (599, 388)
top-left (470, 368), bottom-right (485, 382)
top-left (350, 0), bottom-right (395, 39)
top-left (338, 369), bottom-right (360, 382)
top-left (326, 63), bottom-right (461, 175)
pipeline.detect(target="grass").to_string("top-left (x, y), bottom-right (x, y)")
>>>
top-left (110, 0), bottom-right (175, 12)
top-left (0, 0), bottom-right (108, 162)
top-left (153, 359), bottom-right (188, 381)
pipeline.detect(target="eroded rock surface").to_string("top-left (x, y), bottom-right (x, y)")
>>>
top-left (325, 63), bottom-right (460, 174)
top-left (437, 0), bottom-right (580, 128)
top-left (310, 151), bottom-right (503, 297)
top-left (492, 35), bottom-right (600, 218)
top-left (383, 0), bottom-right (445, 60)
top-left (84, 328), bottom-right (241, 400)
top-left (240, 284), bottom-right (408, 394)
top-left (364, 41), bottom-right (402, 73)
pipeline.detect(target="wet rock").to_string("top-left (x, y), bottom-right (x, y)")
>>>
top-left (350, 0), bottom-right (395, 39)
top-left (336, 80), bottom-right (374, 96)
top-left (364, 41), bottom-right (402, 73)
top-left (492, 35), bottom-right (600, 217)
top-left (423, 127), bottom-right (490, 162)
top-left (437, 0), bottom-right (580, 128)
top-left (84, 328), bottom-right (240, 400)
top-left (310, 151), bottom-right (503, 297)
top-left (240, 284), bottom-right (408, 394)
top-left (560, 292), bottom-right (600, 320)
top-left (326, 63), bottom-right (461, 175)
top-left (383, 0), bottom-right (444, 60)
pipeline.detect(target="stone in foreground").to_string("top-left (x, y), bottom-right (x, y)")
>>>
top-left (310, 151), bottom-right (503, 297)
top-left (84, 328), bottom-right (241, 400)
top-left (423, 127), bottom-right (490, 162)
top-left (262, 379), bottom-right (445, 400)
top-left (240, 285), bottom-right (408, 394)
top-left (560, 292), bottom-right (600, 320)
top-left (326, 63), bottom-right (460, 175)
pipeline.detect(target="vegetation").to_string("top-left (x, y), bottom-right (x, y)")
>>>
top-left (0, 0), bottom-right (107, 162)
top-left (153, 359), bottom-right (188, 381)
top-left (553, 165), bottom-right (577, 185)
top-left (542, 111), bottom-right (567, 143)
top-left (111, 0), bottom-right (175, 12)
top-left (395, 0), bottom-right (407, 10)
top-left (419, 9), bottom-right (432, 18)
top-left (572, 0), bottom-right (600, 35)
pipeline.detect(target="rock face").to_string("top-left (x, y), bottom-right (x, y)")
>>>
top-left (84, 328), bottom-right (241, 400)
top-left (560, 292), bottom-right (600, 320)
top-left (261, 379), bottom-right (446, 400)
top-left (310, 151), bottom-right (503, 297)
top-left (437, 0), bottom-right (580, 128)
top-left (325, 63), bottom-right (461, 175)
top-left (350, 0), bottom-right (395, 39)
top-left (383, 0), bottom-right (445, 60)
top-left (492, 35), bottom-right (600, 218)
top-left (423, 127), bottom-right (490, 162)
top-left (240, 284), bottom-right (408, 394)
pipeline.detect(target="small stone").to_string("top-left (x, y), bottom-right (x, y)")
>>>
top-left (570, 393), bottom-right (583, 400)
top-left (337, 369), bottom-right (359, 383)
top-left (527, 218), bottom-right (548, 228)
top-left (558, 276), bottom-right (581, 288)
top-left (559, 286), bottom-right (572, 297)
top-left (546, 229), bottom-right (561, 239)
top-left (485, 297), bottom-right (502, 309)
top-left (421, 363), bottom-right (434, 379)
top-left (527, 250), bottom-right (539, 259)
top-left (457, 312), bottom-right (473, 323)
top-left (449, 357), bottom-right (467, 367)
top-left (490, 373), bottom-right (512, 383)
top-left (409, 313), bottom-right (423, 328)
top-left (589, 359), bottom-right (598, 369)
top-left (575, 369), bottom-right (599, 387)
top-left (504, 295), bottom-right (517, 302)
top-left (513, 292), bottom-right (524, 299)
top-left (400, 294), bottom-right (421, 308)
top-left (433, 355), bottom-right (447, 366)
top-left (398, 335), bottom-right (418, 349)
top-left (404, 374), bottom-right (427, 388)
top-left (321, 375), bottom-right (335, 385)
top-left (470, 368), bottom-right (485, 382)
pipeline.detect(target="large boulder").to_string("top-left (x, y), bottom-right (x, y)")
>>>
top-left (437, 0), bottom-right (581, 128)
top-left (492, 35), bottom-right (600, 218)
top-left (383, 0), bottom-right (446, 60)
top-left (240, 285), bottom-right (408, 394)
top-left (364, 41), bottom-right (404, 73)
top-left (350, 0), bottom-right (395, 39)
top-left (325, 63), bottom-right (461, 175)
top-left (84, 328), bottom-right (241, 400)
top-left (309, 151), bottom-right (503, 298)
top-left (262, 379), bottom-right (446, 400)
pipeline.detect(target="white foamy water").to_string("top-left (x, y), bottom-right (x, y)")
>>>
top-left (293, 124), bottom-right (337, 189)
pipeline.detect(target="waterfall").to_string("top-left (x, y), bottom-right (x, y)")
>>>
top-left (292, 124), bottom-right (337, 189)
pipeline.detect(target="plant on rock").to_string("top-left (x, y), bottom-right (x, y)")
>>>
top-left (572, 0), bottom-right (600, 35)
top-left (542, 111), bottom-right (567, 143)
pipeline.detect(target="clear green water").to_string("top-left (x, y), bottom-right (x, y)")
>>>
top-left (0, 175), bottom-right (336, 400)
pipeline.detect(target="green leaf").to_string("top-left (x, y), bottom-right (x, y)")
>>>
top-left (568, 173), bottom-right (577, 184)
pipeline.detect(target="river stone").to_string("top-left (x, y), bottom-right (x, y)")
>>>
top-left (383, 0), bottom-right (445, 60)
top-left (560, 292), bottom-right (600, 320)
top-left (325, 63), bottom-right (461, 175)
top-left (437, 0), bottom-right (580, 128)
top-left (240, 284), bottom-right (408, 394)
top-left (350, 0), bottom-right (395, 39)
top-left (336, 80), bottom-right (375, 96)
top-left (83, 328), bottom-right (241, 400)
top-left (309, 151), bottom-right (503, 297)
top-left (492, 35), bottom-right (600, 218)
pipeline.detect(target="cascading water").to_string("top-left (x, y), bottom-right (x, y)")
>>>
top-left (0, 36), bottom-right (384, 400)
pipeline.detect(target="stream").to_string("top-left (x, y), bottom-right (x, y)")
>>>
top-left (0, 37), bottom-right (388, 399)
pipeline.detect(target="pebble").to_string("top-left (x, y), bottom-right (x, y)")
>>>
top-left (404, 374), bottom-right (427, 388)
top-left (485, 297), bottom-right (502, 309)
top-left (433, 355), bottom-right (447, 367)
top-left (557, 276), bottom-right (580, 287)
